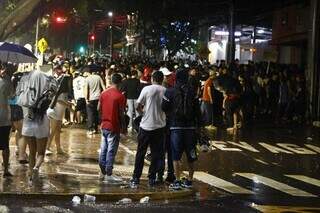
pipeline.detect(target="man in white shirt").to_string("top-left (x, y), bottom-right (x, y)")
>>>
top-left (130, 71), bottom-right (166, 188)
top-left (73, 71), bottom-right (86, 124)
top-left (84, 68), bottom-right (106, 134)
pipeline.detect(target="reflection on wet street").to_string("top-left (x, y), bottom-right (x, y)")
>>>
top-left (1, 124), bottom-right (320, 212)
top-left (3, 126), bottom-right (156, 195)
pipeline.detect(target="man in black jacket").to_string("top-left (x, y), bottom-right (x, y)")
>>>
top-left (162, 69), bottom-right (201, 190)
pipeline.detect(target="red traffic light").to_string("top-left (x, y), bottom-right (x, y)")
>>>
top-left (90, 35), bottom-right (95, 41)
top-left (56, 16), bottom-right (67, 23)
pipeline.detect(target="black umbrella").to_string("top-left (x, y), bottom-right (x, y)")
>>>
top-left (0, 42), bottom-right (37, 63)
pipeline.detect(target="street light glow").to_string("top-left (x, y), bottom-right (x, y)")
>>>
top-left (108, 11), bottom-right (113, 17)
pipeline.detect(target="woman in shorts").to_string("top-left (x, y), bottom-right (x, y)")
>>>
top-left (46, 74), bottom-right (73, 155)
top-left (9, 71), bottom-right (28, 163)
top-left (9, 96), bottom-right (28, 163)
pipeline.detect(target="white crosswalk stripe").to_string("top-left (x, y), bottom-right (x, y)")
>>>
top-left (235, 173), bottom-right (317, 197)
top-left (193, 172), bottom-right (254, 194)
top-left (286, 175), bottom-right (320, 188)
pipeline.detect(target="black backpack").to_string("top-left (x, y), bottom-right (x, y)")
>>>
top-left (174, 84), bottom-right (195, 122)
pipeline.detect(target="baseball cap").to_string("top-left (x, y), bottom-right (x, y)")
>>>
top-left (160, 67), bottom-right (172, 76)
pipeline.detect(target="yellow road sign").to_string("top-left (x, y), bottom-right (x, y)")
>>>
top-left (38, 38), bottom-right (48, 53)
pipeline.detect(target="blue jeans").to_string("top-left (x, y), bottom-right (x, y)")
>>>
top-left (201, 101), bottom-right (213, 126)
top-left (99, 129), bottom-right (120, 176)
top-left (127, 99), bottom-right (139, 127)
top-left (171, 129), bottom-right (197, 163)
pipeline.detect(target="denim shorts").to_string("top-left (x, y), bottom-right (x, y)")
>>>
top-left (170, 129), bottom-right (197, 163)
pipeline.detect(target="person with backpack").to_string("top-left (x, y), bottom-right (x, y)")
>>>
top-left (16, 69), bottom-right (57, 181)
top-left (162, 69), bottom-right (201, 190)
top-left (130, 71), bottom-right (166, 188)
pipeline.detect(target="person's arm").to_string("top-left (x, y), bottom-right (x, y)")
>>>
top-left (136, 88), bottom-right (145, 115)
top-left (84, 80), bottom-right (89, 103)
top-left (100, 77), bottom-right (106, 91)
top-left (97, 99), bottom-right (101, 112)
top-left (207, 85), bottom-right (213, 104)
top-left (119, 96), bottom-right (127, 134)
top-left (161, 90), bottom-right (172, 113)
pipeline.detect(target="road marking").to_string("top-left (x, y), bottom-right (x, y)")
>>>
top-left (305, 144), bottom-right (320, 153)
top-left (251, 204), bottom-right (320, 213)
top-left (193, 172), bottom-right (253, 194)
top-left (235, 173), bottom-right (317, 197)
top-left (210, 141), bottom-right (242, 152)
top-left (276, 143), bottom-right (317, 155)
top-left (259, 143), bottom-right (293, 154)
top-left (227, 141), bottom-right (260, 152)
top-left (254, 158), bottom-right (269, 165)
top-left (286, 175), bottom-right (320, 188)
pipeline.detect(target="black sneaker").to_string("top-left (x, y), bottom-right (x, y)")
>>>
top-left (129, 178), bottom-right (139, 189)
top-left (181, 178), bottom-right (193, 189)
top-left (148, 179), bottom-right (156, 188)
top-left (169, 180), bottom-right (182, 190)
top-left (165, 175), bottom-right (176, 183)
top-left (3, 172), bottom-right (13, 178)
top-left (155, 176), bottom-right (164, 185)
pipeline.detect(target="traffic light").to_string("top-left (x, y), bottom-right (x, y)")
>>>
top-left (55, 16), bottom-right (67, 24)
top-left (79, 46), bottom-right (85, 54)
top-left (90, 35), bottom-right (95, 41)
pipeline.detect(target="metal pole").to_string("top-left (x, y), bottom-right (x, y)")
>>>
top-left (110, 25), bottom-right (113, 60)
top-left (35, 17), bottom-right (40, 56)
top-left (307, 0), bottom-right (320, 121)
top-left (227, 0), bottom-right (235, 64)
top-left (93, 39), bottom-right (95, 53)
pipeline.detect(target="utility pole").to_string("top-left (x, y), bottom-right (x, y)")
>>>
top-left (307, 0), bottom-right (320, 121)
top-left (108, 11), bottom-right (114, 60)
top-left (227, 0), bottom-right (235, 64)
top-left (110, 25), bottom-right (113, 60)
top-left (35, 17), bottom-right (40, 56)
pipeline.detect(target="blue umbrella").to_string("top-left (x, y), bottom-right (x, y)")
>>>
top-left (0, 42), bottom-right (37, 63)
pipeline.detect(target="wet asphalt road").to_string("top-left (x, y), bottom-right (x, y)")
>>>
top-left (1, 122), bottom-right (320, 212)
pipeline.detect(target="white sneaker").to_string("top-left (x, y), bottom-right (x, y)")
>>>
top-left (46, 149), bottom-right (53, 155)
top-left (200, 144), bottom-right (209, 152)
top-left (103, 175), bottom-right (123, 183)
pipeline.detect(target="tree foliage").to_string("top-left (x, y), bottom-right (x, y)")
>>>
top-left (0, 0), bottom-right (43, 40)
top-left (145, 21), bottom-right (196, 58)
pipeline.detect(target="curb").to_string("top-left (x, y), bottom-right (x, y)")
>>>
top-left (0, 190), bottom-right (194, 201)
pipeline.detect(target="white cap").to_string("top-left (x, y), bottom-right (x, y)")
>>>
top-left (110, 64), bottom-right (115, 69)
top-left (160, 67), bottom-right (172, 76)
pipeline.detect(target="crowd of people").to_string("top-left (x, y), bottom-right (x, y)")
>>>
top-left (0, 55), bottom-right (307, 190)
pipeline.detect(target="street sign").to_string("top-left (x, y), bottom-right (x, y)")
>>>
top-left (37, 38), bottom-right (48, 53)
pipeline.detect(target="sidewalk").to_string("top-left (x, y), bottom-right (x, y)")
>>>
top-left (2, 126), bottom-right (194, 201)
